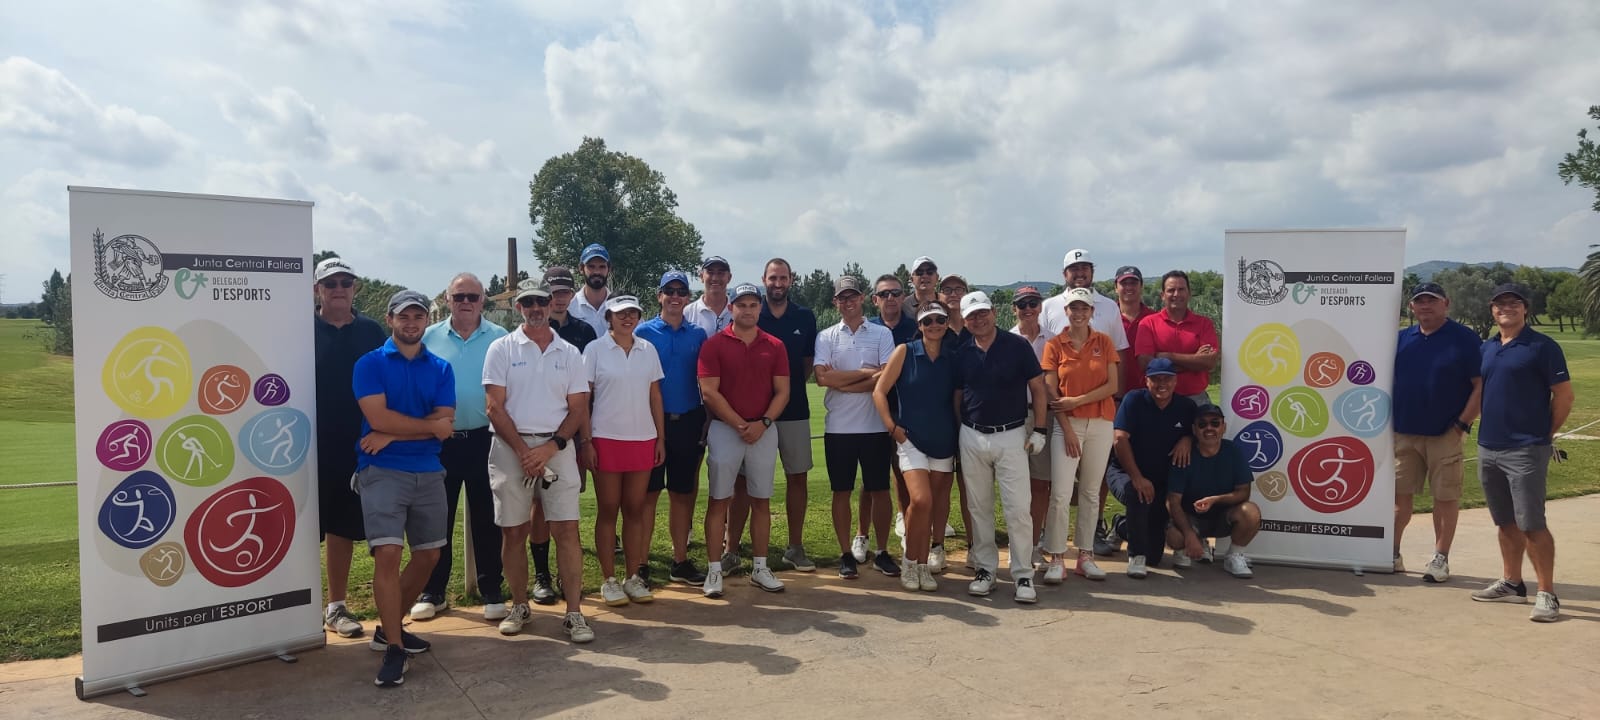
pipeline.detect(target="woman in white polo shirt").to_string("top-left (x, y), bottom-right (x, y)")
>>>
top-left (580, 295), bottom-right (666, 607)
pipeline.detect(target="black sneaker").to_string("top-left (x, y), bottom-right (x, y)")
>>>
top-left (1095, 514), bottom-right (1125, 557)
top-left (636, 563), bottom-right (652, 587)
top-left (872, 551), bottom-right (901, 576)
top-left (669, 560), bottom-right (707, 584)
top-left (375, 645), bottom-right (409, 687)
top-left (531, 573), bottom-right (559, 605)
top-left (839, 552), bottom-right (860, 579)
top-left (369, 625), bottom-right (430, 654)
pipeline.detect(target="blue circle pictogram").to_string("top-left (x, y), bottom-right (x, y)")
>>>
top-left (1233, 420), bottom-right (1285, 472)
top-left (98, 470), bottom-right (177, 549)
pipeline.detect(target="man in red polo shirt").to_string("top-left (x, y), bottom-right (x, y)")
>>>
top-left (698, 282), bottom-right (791, 599)
top-left (1115, 266), bottom-right (1156, 403)
top-left (1135, 270), bottom-right (1220, 406)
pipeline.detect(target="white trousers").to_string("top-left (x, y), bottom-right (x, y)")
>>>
top-left (1043, 417), bottom-right (1115, 554)
top-left (959, 424), bottom-right (1034, 579)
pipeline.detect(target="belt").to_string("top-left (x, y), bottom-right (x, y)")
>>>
top-left (493, 431), bottom-right (555, 438)
top-left (666, 408), bottom-right (704, 421)
top-left (449, 426), bottom-right (491, 439)
top-left (962, 418), bottom-right (1026, 434)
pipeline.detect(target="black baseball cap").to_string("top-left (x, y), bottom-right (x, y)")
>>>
top-left (1410, 282), bottom-right (1446, 301)
top-left (543, 266), bottom-right (577, 291)
top-left (1115, 266), bottom-right (1143, 283)
top-left (1195, 403), bottom-right (1225, 419)
top-left (1490, 283), bottom-right (1530, 304)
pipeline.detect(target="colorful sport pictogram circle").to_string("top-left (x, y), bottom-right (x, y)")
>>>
top-left (1346, 360), bottom-right (1376, 386)
top-left (1238, 323), bottom-right (1302, 387)
top-left (185, 476), bottom-right (297, 588)
top-left (253, 373), bottom-right (290, 407)
top-left (101, 327), bottom-right (193, 419)
top-left (155, 415), bottom-right (235, 487)
top-left (198, 365), bottom-right (251, 415)
top-left (1233, 420), bottom-right (1285, 472)
top-left (1270, 386), bottom-right (1329, 438)
top-left (1255, 470), bottom-right (1290, 502)
top-left (140, 542), bottom-right (186, 587)
top-left (96, 419), bottom-right (153, 472)
top-left (239, 408), bottom-right (311, 475)
top-left (1303, 352), bottom-right (1346, 389)
top-left (1231, 385), bottom-right (1271, 420)
top-left (97, 470), bottom-right (177, 549)
top-left (1287, 437), bottom-right (1375, 514)
top-left (1334, 387), bottom-right (1391, 438)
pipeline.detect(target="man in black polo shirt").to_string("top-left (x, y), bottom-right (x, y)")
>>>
top-left (1109, 358), bottom-right (1195, 579)
top-left (953, 291), bottom-right (1050, 602)
top-left (312, 257), bottom-right (387, 638)
top-left (527, 265), bottom-right (596, 604)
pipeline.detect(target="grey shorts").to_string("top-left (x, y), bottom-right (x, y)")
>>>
top-left (775, 420), bottom-right (814, 474)
top-left (708, 420), bottom-right (779, 500)
top-left (1478, 445), bottom-right (1550, 532)
top-left (353, 465), bottom-right (448, 552)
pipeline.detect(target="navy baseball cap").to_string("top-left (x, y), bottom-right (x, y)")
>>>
top-left (1145, 358), bottom-right (1178, 377)
top-left (1115, 266), bottom-right (1143, 283)
top-left (580, 244), bottom-right (609, 264)
top-left (1410, 282), bottom-right (1446, 301)
top-left (702, 255), bottom-right (730, 271)
top-left (1490, 283), bottom-right (1530, 304)
top-left (658, 270), bottom-right (690, 290)
top-left (731, 282), bottom-right (762, 301)
top-left (1195, 403), bottom-right (1225, 418)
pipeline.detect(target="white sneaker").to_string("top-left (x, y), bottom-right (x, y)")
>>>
top-left (1200, 541), bottom-right (1214, 564)
top-left (1223, 552), bottom-right (1253, 578)
top-left (1393, 554), bottom-right (1406, 573)
top-left (945, 523), bottom-right (958, 538)
top-left (918, 563), bottom-right (939, 592)
top-left (1423, 554), bottom-right (1450, 584)
top-left (893, 512), bottom-right (905, 541)
top-left (1031, 545), bottom-right (1044, 567)
top-left (564, 612), bottom-right (595, 643)
top-left (851, 535), bottom-right (871, 563)
top-left (901, 560), bottom-right (921, 591)
top-left (1014, 577), bottom-right (1038, 604)
top-left (1172, 549), bottom-right (1193, 569)
top-left (623, 575), bottom-right (654, 603)
top-left (483, 602), bottom-right (509, 621)
top-left (927, 545), bottom-right (948, 574)
top-left (968, 569), bottom-right (996, 596)
top-left (1075, 555), bottom-right (1107, 581)
top-left (409, 598), bottom-right (445, 621)
top-left (601, 578), bottom-right (630, 607)
top-left (1530, 591), bottom-right (1560, 623)
top-left (749, 566), bottom-right (785, 592)
top-left (497, 603), bottom-right (532, 635)
top-left (702, 569), bottom-right (724, 598)
top-left (1127, 555), bottom-right (1148, 579)
top-left (1042, 557), bottom-right (1066, 585)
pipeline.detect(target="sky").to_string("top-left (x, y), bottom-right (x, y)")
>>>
top-left (3, 0), bottom-right (1598, 304)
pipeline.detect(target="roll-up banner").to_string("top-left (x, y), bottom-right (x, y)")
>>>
top-left (1221, 228), bottom-right (1405, 572)
top-left (69, 187), bottom-right (324, 698)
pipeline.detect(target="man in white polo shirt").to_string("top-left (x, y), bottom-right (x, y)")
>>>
top-left (687, 255), bottom-right (734, 336)
top-left (569, 243), bottom-right (613, 337)
top-left (1041, 248), bottom-right (1130, 354)
top-left (815, 276), bottom-right (898, 579)
top-left (482, 278), bottom-right (594, 643)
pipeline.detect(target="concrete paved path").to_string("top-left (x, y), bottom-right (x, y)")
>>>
top-left (5, 496), bottom-right (1598, 719)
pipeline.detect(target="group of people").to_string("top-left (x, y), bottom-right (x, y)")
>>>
top-left (309, 244), bottom-right (1573, 688)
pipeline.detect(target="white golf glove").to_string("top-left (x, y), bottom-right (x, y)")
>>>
top-left (1025, 428), bottom-right (1047, 455)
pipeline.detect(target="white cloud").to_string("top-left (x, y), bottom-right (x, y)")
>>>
top-left (335, 112), bottom-right (505, 180)
top-left (217, 86), bottom-right (331, 159)
top-left (0, 57), bottom-right (190, 167)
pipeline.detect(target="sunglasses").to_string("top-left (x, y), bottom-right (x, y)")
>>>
top-left (518, 296), bottom-right (552, 308)
top-left (660, 287), bottom-right (691, 297)
top-left (451, 293), bottom-right (481, 303)
top-left (913, 268), bottom-right (938, 276)
top-left (319, 278), bottom-right (355, 289)
top-left (1014, 299), bottom-right (1041, 310)
top-left (939, 286), bottom-right (966, 295)
top-left (875, 289), bottom-right (904, 298)
top-left (1195, 419), bottom-right (1224, 428)
top-left (919, 315), bottom-right (948, 327)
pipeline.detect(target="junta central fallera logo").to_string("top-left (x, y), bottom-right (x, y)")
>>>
top-left (1236, 257), bottom-right (1288, 306)
top-left (93, 230), bottom-right (168, 301)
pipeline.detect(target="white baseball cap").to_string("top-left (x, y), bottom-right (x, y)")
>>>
top-left (1065, 287), bottom-right (1095, 307)
top-left (960, 291), bottom-right (994, 318)
top-left (605, 295), bottom-right (643, 314)
top-left (911, 255), bottom-right (937, 271)
top-left (314, 257), bottom-right (356, 281)
top-left (1062, 248), bottom-right (1093, 268)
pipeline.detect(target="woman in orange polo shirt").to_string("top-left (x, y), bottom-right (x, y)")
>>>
top-left (1040, 287), bottom-right (1120, 582)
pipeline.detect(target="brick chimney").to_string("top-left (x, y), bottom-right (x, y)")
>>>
top-left (507, 237), bottom-right (517, 287)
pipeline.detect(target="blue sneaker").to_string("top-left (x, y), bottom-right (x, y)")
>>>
top-left (375, 645), bottom-right (408, 687)
top-left (370, 625), bottom-right (430, 654)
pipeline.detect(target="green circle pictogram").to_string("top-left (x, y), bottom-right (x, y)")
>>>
top-left (1270, 387), bottom-right (1329, 438)
top-left (156, 415), bottom-right (235, 487)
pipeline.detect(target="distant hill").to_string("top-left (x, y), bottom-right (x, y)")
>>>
top-left (1407, 261), bottom-right (1578, 282)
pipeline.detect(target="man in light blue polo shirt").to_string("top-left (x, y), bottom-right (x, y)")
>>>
top-left (1470, 283), bottom-right (1573, 622)
top-left (411, 273), bottom-right (509, 622)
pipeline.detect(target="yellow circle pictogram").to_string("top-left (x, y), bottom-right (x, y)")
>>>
top-left (102, 327), bottom-right (193, 419)
top-left (1239, 323), bottom-right (1301, 387)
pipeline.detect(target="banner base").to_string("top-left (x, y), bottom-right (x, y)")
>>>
top-left (76, 632), bottom-right (325, 700)
top-left (1247, 554), bottom-right (1397, 574)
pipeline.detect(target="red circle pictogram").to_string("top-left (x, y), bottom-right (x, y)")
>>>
top-left (184, 476), bottom-right (296, 587)
top-left (1287, 437), bottom-right (1374, 514)
top-left (1303, 352), bottom-right (1346, 389)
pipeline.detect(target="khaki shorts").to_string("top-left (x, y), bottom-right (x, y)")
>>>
top-left (488, 435), bottom-right (582, 525)
top-left (1394, 432), bottom-right (1464, 502)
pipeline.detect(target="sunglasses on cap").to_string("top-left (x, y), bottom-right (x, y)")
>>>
top-left (660, 287), bottom-right (691, 297)
top-left (518, 296), bottom-right (552, 308)
top-left (320, 278), bottom-right (355, 289)
top-left (875, 289), bottom-right (904, 298)
top-left (919, 315), bottom-right (948, 327)
top-left (1195, 418), bottom-right (1224, 429)
top-left (450, 293), bottom-right (481, 303)
top-left (1014, 299), bottom-right (1041, 310)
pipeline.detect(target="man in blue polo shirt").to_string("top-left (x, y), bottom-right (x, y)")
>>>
top-left (1109, 358), bottom-right (1195, 579)
top-left (1470, 283), bottom-right (1573, 623)
top-left (635, 270), bottom-right (710, 585)
top-left (953, 291), bottom-right (1050, 602)
top-left (409, 273), bottom-right (509, 623)
top-left (352, 289), bottom-right (456, 687)
top-left (1392, 282), bottom-right (1481, 582)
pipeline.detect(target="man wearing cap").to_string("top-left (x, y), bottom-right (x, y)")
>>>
top-left (1392, 282), bottom-right (1481, 581)
top-left (1469, 283), bottom-right (1573, 622)
top-left (1010, 285), bottom-right (1052, 566)
top-left (953, 291), bottom-right (1050, 602)
top-left (411, 273), bottom-right (509, 623)
top-left (1041, 248), bottom-right (1130, 353)
top-left (528, 265), bottom-right (595, 605)
top-left (570, 244), bottom-right (613, 337)
top-left (1109, 358), bottom-right (1196, 578)
top-left (902, 256), bottom-right (941, 318)
top-left (311, 257), bottom-right (387, 639)
top-left (1135, 270), bottom-right (1220, 406)
top-left (483, 279), bottom-right (595, 643)
top-left (688, 256), bottom-right (734, 336)
top-left (636, 270), bottom-right (711, 584)
top-left (351, 289), bottom-right (456, 686)
top-left (1165, 404), bottom-right (1259, 578)
top-left (816, 276), bottom-right (898, 578)
top-left (698, 282), bottom-right (791, 597)
top-left (1095, 265), bottom-right (1157, 557)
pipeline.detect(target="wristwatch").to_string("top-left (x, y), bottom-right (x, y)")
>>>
top-left (760, 417), bottom-right (773, 428)
top-left (552, 435), bottom-right (569, 451)
top-left (1454, 420), bottom-right (1471, 433)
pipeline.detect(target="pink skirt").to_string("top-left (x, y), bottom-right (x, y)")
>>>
top-left (593, 437), bottom-right (657, 473)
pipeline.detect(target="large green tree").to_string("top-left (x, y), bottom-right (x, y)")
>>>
top-left (528, 137), bottom-right (704, 296)
top-left (1433, 267), bottom-right (1494, 336)
top-left (1559, 106), bottom-right (1600, 330)
top-left (37, 269), bottom-right (71, 355)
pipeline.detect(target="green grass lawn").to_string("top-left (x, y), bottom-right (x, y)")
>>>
top-left (5, 317), bottom-right (1600, 661)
